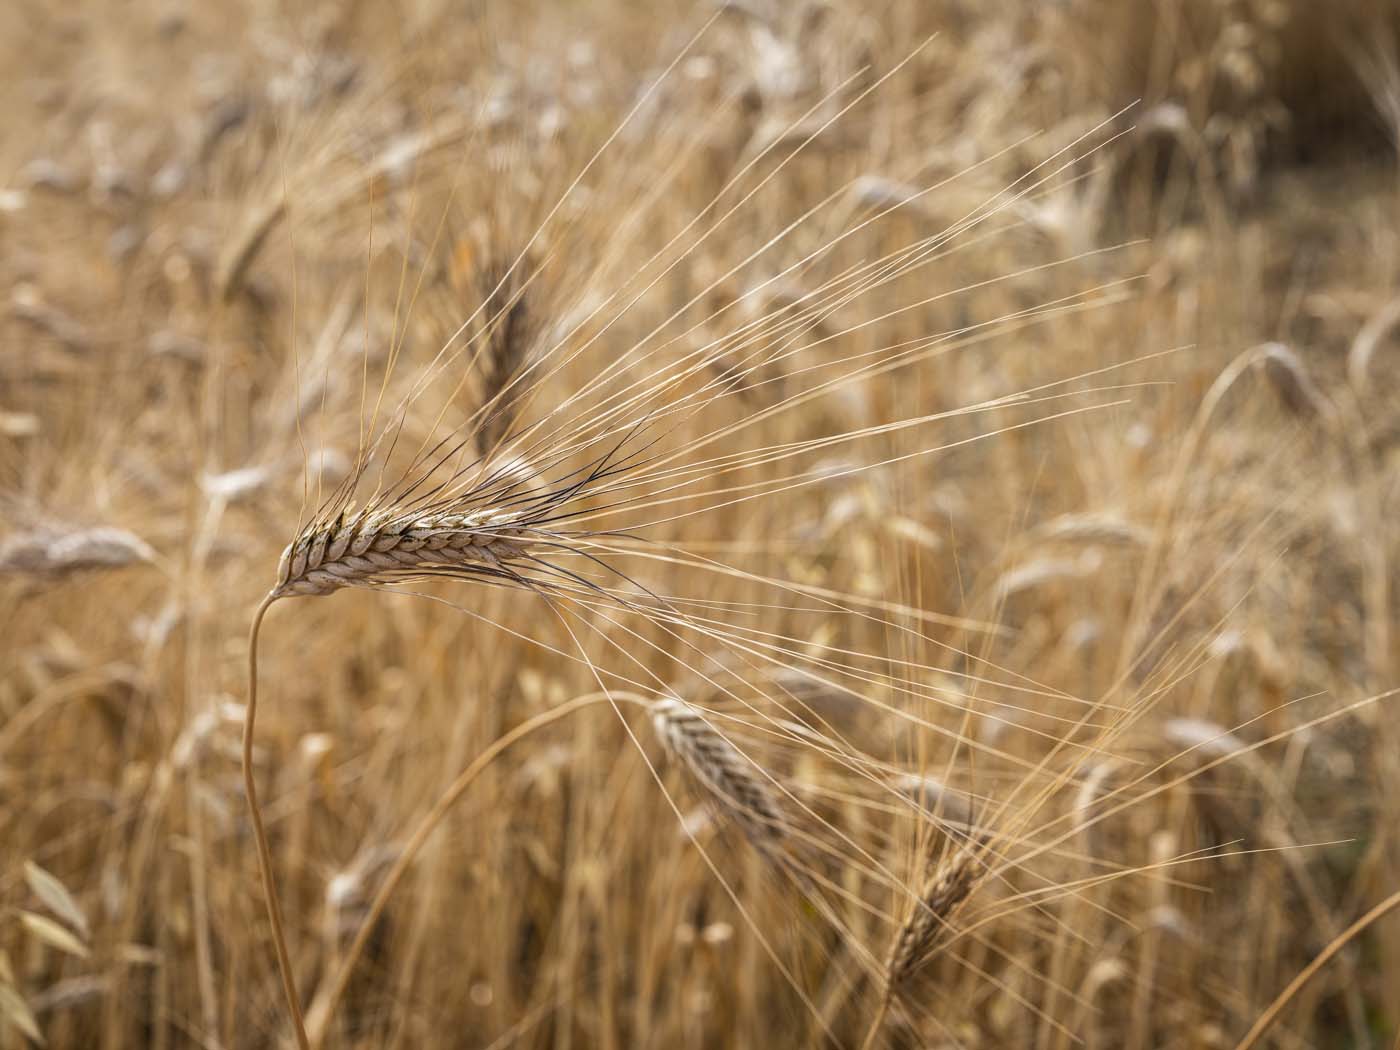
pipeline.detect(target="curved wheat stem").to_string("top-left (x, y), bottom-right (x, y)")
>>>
top-left (244, 593), bottom-right (310, 1050)
top-left (1235, 888), bottom-right (1400, 1050)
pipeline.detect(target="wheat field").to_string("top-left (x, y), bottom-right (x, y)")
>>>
top-left (4, 1), bottom-right (1400, 1048)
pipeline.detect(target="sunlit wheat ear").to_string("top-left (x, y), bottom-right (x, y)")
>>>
top-left (272, 507), bottom-right (539, 597)
top-left (651, 698), bottom-right (790, 863)
top-left (861, 844), bottom-right (983, 1049)
top-left (885, 846), bottom-right (980, 988)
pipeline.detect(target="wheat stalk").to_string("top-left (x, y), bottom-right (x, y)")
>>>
top-left (244, 596), bottom-right (310, 1050)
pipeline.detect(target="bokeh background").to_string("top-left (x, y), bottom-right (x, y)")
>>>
top-left (4, 1), bottom-right (1400, 1047)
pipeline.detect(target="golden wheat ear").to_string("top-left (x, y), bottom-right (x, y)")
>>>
top-left (650, 698), bottom-right (793, 864)
top-left (272, 507), bottom-right (537, 597)
top-left (860, 842), bottom-right (986, 1050)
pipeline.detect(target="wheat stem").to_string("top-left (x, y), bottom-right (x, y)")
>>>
top-left (244, 592), bottom-right (311, 1050)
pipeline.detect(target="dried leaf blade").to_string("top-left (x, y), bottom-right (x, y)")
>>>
top-left (23, 862), bottom-right (89, 940)
top-left (19, 912), bottom-right (89, 959)
top-left (0, 983), bottom-right (44, 1045)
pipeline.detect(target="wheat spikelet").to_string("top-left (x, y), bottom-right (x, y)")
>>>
top-left (651, 698), bottom-right (789, 859)
top-left (273, 507), bottom-right (537, 598)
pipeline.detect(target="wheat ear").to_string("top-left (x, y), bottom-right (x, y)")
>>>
top-left (651, 698), bottom-right (790, 862)
top-left (272, 508), bottom-right (536, 597)
top-left (0, 524), bottom-right (156, 578)
top-left (861, 845), bottom-right (981, 1050)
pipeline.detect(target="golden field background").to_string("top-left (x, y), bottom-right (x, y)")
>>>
top-left (4, 1), bottom-right (1400, 1047)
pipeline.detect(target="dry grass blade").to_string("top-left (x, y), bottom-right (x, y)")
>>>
top-left (18, 913), bottom-right (89, 960)
top-left (22, 861), bottom-right (90, 941)
top-left (0, 981), bottom-right (43, 1046)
